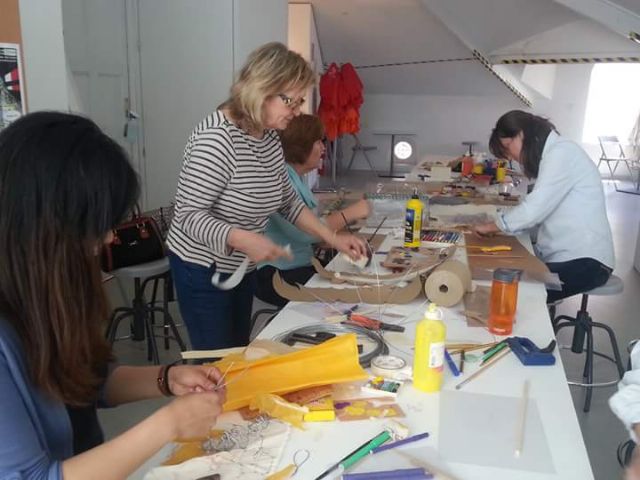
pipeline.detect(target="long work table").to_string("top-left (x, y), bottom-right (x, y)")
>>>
top-left (135, 204), bottom-right (593, 480)
top-left (255, 228), bottom-right (593, 480)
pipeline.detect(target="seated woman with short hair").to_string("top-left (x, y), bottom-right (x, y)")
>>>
top-left (257, 114), bottom-right (370, 307)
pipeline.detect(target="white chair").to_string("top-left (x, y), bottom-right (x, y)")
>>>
top-left (598, 136), bottom-right (635, 182)
top-left (346, 134), bottom-right (379, 175)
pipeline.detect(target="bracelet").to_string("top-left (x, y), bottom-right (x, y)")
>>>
top-left (157, 361), bottom-right (179, 397)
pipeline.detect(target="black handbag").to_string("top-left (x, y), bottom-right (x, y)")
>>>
top-left (101, 209), bottom-right (165, 272)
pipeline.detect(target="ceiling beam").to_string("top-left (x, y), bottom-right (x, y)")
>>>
top-left (492, 54), bottom-right (640, 64)
top-left (553, 0), bottom-right (640, 42)
top-left (421, 0), bottom-right (534, 107)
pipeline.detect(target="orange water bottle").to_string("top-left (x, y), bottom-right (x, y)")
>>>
top-left (488, 268), bottom-right (521, 335)
top-left (461, 155), bottom-right (473, 176)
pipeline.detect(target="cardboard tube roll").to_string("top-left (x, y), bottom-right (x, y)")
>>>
top-left (424, 260), bottom-right (472, 307)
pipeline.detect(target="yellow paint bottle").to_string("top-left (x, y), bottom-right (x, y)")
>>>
top-left (496, 160), bottom-right (506, 182)
top-left (404, 190), bottom-right (424, 248)
top-left (413, 303), bottom-right (446, 393)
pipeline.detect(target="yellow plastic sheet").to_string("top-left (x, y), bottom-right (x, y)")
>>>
top-left (249, 393), bottom-right (308, 428)
top-left (214, 334), bottom-right (367, 411)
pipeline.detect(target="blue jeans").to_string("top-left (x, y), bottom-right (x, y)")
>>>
top-left (169, 252), bottom-right (256, 350)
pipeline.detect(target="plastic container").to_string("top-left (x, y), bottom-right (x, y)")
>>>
top-left (404, 189), bottom-right (424, 248)
top-left (488, 268), bottom-right (521, 335)
top-left (413, 303), bottom-right (446, 393)
top-left (496, 161), bottom-right (506, 182)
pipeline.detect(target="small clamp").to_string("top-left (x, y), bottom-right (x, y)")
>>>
top-left (507, 337), bottom-right (556, 366)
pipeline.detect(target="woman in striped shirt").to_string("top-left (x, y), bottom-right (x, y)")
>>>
top-left (167, 43), bottom-right (366, 350)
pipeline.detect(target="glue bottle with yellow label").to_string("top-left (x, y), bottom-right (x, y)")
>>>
top-left (404, 189), bottom-right (423, 248)
top-left (413, 303), bottom-right (446, 393)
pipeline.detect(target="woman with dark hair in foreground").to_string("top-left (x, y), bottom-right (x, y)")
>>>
top-left (473, 110), bottom-right (614, 303)
top-left (0, 112), bottom-right (225, 479)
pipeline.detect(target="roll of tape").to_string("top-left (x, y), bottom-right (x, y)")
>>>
top-left (424, 260), bottom-right (472, 307)
top-left (371, 355), bottom-right (412, 380)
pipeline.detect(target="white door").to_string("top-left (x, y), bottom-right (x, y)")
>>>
top-left (136, 0), bottom-right (234, 209)
top-left (61, 0), bottom-right (133, 152)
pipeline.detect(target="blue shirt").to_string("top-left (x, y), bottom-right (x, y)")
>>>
top-left (261, 164), bottom-right (319, 271)
top-left (0, 317), bottom-right (72, 480)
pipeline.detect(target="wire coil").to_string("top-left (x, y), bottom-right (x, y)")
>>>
top-left (272, 323), bottom-right (388, 367)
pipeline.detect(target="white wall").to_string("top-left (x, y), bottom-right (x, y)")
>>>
top-left (346, 64), bottom-right (596, 171)
top-left (288, 3), bottom-right (323, 114)
top-left (138, 0), bottom-right (288, 209)
top-left (233, 0), bottom-right (287, 72)
top-left (18, 0), bottom-right (69, 111)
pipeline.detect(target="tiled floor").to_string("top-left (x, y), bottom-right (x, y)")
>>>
top-left (100, 170), bottom-right (640, 480)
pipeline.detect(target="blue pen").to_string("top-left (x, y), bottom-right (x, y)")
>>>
top-left (444, 349), bottom-right (460, 377)
top-left (371, 432), bottom-right (430, 454)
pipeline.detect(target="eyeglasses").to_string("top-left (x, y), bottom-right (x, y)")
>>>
top-left (278, 93), bottom-right (306, 109)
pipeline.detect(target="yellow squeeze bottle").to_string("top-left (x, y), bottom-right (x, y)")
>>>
top-left (404, 189), bottom-right (423, 248)
top-left (413, 303), bottom-right (446, 393)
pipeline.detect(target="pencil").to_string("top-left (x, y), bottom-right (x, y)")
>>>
top-left (483, 340), bottom-right (505, 354)
top-left (314, 431), bottom-right (390, 480)
top-left (455, 348), bottom-right (512, 390)
top-left (341, 211), bottom-right (354, 234)
top-left (481, 341), bottom-right (508, 365)
top-left (514, 380), bottom-right (530, 458)
top-left (459, 350), bottom-right (465, 374)
top-left (371, 432), bottom-right (430, 454)
top-left (367, 216), bottom-right (387, 243)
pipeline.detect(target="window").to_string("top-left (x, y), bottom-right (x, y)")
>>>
top-left (582, 63), bottom-right (640, 145)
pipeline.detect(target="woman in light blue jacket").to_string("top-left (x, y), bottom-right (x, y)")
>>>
top-left (474, 110), bottom-right (614, 303)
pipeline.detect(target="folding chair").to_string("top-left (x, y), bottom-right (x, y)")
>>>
top-left (598, 136), bottom-right (634, 181)
top-left (346, 134), bottom-right (379, 175)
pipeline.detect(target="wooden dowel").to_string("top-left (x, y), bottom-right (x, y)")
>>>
top-left (181, 347), bottom-right (246, 360)
top-left (454, 348), bottom-right (512, 390)
top-left (515, 380), bottom-right (530, 458)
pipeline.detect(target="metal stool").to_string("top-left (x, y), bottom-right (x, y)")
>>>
top-left (249, 305), bottom-right (280, 341)
top-left (552, 275), bottom-right (625, 412)
top-left (106, 257), bottom-right (186, 364)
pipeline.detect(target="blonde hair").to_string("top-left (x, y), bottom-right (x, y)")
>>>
top-left (222, 42), bottom-right (315, 132)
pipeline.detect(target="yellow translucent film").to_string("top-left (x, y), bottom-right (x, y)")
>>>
top-left (249, 393), bottom-right (307, 428)
top-left (214, 334), bottom-right (367, 411)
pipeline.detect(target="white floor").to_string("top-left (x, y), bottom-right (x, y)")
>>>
top-left (100, 170), bottom-right (640, 480)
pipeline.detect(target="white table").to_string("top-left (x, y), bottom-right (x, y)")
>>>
top-left (255, 230), bottom-right (593, 480)
top-left (134, 216), bottom-right (592, 480)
